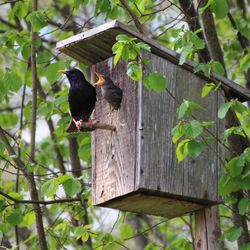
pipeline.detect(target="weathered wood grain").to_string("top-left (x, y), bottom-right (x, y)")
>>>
top-left (56, 20), bottom-right (250, 101)
top-left (194, 207), bottom-right (222, 250)
top-left (195, 209), bottom-right (208, 250)
top-left (92, 57), bottom-right (137, 205)
top-left (138, 52), bottom-right (221, 203)
top-left (100, 192), bottom-right (206, 218)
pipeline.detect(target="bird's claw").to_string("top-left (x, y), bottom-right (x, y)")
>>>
top-left (73, 119), bottom-right (83, 131)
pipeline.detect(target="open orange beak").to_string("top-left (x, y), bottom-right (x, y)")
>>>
top-left (58, 70), bottom-right (66, 74)
top-left (94, 72), bottom-right (105, 86)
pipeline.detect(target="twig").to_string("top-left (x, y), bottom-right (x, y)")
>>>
top-left (124, 219), bottom-right (169, 241)
top-left (227, 12), bottom-right (247, 55)
top-left (0, 0), bottom-right (21, 5)
top-left (81, 122), bottom-right (116, 131)
top-left (66, 120), bottom-right (116, 133)
top-left (119, 0), bottom-right (146, 34)
top-left (0, 190), bottom-right (82, 205)
top-left (0, 106), bottom-right (20, 112)
top-left (0, 16), bottom-right (18, 29)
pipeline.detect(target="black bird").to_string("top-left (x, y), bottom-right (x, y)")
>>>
top-left (94, 72), bottom-right (123, 110)
top-left (59, 68), bottom-right (96, 131)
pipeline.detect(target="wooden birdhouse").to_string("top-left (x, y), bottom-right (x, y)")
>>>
top-left (57, 21), bottom-right (250, 218)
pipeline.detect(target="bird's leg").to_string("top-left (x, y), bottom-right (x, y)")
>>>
top-left (73, 118), bottom-right (83, 131)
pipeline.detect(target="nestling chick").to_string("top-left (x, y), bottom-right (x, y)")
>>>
top-left (94, 72), bottom-right (123, 110)
top-left (59, 68), bottom-right (96, 131)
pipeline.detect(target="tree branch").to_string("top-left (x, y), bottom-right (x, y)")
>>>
top-left (0, 16), bottom-right (18, 29)
top-left (66, 120), bottom-right (116, 133)
top-left (227, 12), bottom-right (247, 54)
top-left (0, 190), bottom-right (82, 205)
top-left (119, 0), bottom-right (146, 34)
top-left (179, 0), bottom-right (211, 62)
top-left (29, 1), bottom-right (48, 249)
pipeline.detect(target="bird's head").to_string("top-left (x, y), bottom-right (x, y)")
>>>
top-left (59, 68), bottom-right (86, 86)
top-left (94, 72), bottom-right (106, 86)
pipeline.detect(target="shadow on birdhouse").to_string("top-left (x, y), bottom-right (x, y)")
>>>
top-left (56, 21), bottom-right (250, 218)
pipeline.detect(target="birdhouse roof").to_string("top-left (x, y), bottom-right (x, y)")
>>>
top-left (56, 20), bottom-right (250, 101)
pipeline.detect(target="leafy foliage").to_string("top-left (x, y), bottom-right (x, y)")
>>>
top-left (0, 0), bottom-right (249, 249)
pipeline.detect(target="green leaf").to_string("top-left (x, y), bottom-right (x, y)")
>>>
top-left (190, 33), bottom-right (205, 50)
top-left (37, 51), bottom-right (52, 64)
top-left (185, 120), bottom-right (203, 139)
top-left (238, 198), bottom-right (250, 215)
top-left (45, 61), bottom-right (66, 83)
top-left (233, 100), bottom-right (248, 113)
top-left (179, 43), bottom-right (192, 65)
top-left (119, 224), bottom-right (134, 239)
top-left (21, 43), bottom-right (31, 60)
top-left (3, 71), bottom-right (22, 92)
top-left (171, 123), bottom-right (185, 143)
top-left (143, 72), bottom-right (167, 92)
top-left (63, 178), bottom-right (81, 197)
top-left (121, 44), bottom-right (130, 62)
top-left (12, 1), bottom-right (30, 19)
top-left (56, 174), bottom-right (72, 184)
top-left (211, 61), bottom-right (225, 76)
top-left (0, 112), bottom-right (19, 128)
top-left (193, 63), bottom-right (206, 73)
top-left (201, 83), bottom-right (216, 98)
top-left (224, 226), bottom-right (243, 242)
top-left (239, 178), bottom-right (250, 189)
top-left (218, 102), bottom-right (232, 119)
top-left (116, 34), bottom-right (130, 42)
top-left (113, 44), bottom-right (123, 65)
top-left (201, 121), bottom-right (215, 127)
top-left (75, 225), bottom-right (89, 242)
top-left (218, 175), bottom-right (240, 196)
top-left (127, 61), bottom-right (142, 81)
top-left (136, 42), bottom-right (151, 51)
top-left (187, 140), bottom-right (205, 159)
top-left (176, 139), bottom-right (190, 163)
top-left (41, 179), bottom-right (59, 197)
top-left (240, 243), bottom-right (250, 250)
top-left (240, 53), bottom-right (250, 72)
top-left (226, 157), bottom-right (245, 177)
top-left (6, 210), bottom-right (23, 226)
top-left (178, 100), bottom-right (189, 119)
top-left (199, 0), bottom-right (215, 14)
top-left (7, 192), bottom-right (23, 200)
top-left (204, 63), bottom-right (212, 77)
top-left (213, 0), bottom-right (228, 19)
top-left (27, 11), bottom-right (47, 31)
top-left (20, 211), bottom-right (35, 227)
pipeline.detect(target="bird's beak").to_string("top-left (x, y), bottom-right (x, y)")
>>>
top-left (94, 71), bottom-right (105, 86)
top-left (58, 70), bottom-right (66, 74)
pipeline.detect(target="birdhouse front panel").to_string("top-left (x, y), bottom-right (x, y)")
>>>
top-left (92, 58), bottom-right (138, 205)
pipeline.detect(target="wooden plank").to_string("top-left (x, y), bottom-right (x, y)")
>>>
top-left (56, 20), bottom-right (250, 100)
top-left (138, 52), bottom-right (220, 202)
top-left (175, 66), bottom-right (219, 201)
top-left (195, 207), bottom-right (221, 250)
top-left (205, 207), bottom-right (222, 250)
top-left (92, 57), bottom-right (137, 205)
top-left (138, 53), bottom-right (184, 196)
top-left (99, 192), bottom-right (206, 218)
top-left (56, 20), bottom-right (118, 49)
top-left (195, 209), bottom-right (208, 250)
